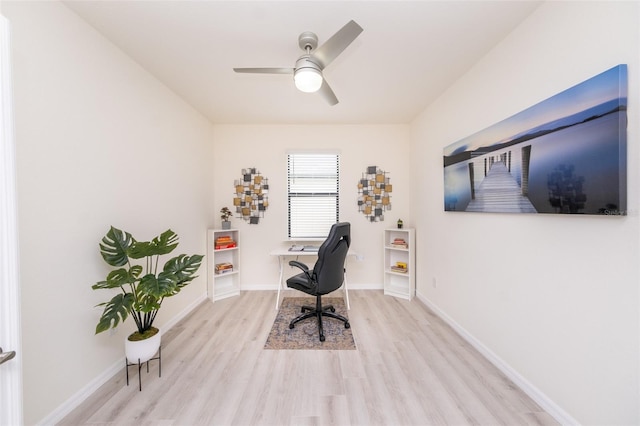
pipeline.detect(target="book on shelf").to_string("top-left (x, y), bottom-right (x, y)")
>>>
top-left (215, 236), bottom-right (236, 249)
top-left (215, 262), bottom-right (234, 274)
top-left (389, 237), bottom-right (407, 248)
top-left (215, 242), bottom-right (236, 249)
top-left (390, 261), bottom-right (408, 273)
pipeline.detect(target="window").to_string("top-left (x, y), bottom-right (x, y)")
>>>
top-left (287, 152), bottom-right (339, 239)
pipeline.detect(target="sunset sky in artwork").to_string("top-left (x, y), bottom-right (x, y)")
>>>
top-left (443, 65), bottom-right (627, 157)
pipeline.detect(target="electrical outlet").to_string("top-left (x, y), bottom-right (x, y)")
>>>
top-left (432, 277), bottom-right (437, 288)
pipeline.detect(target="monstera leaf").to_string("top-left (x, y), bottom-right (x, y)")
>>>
top-left (92, 266), bottom-right (142, 290)
top-left (128, 229), bottom-right (178, 259)
top-left (95, 292), bottom-right (134, 334)
top-left (164, 254), bottom-right (204, 287)
top-left (138, 272), bottom-right (179, 299)
top-left (99, 226), bottom-right (134, 267)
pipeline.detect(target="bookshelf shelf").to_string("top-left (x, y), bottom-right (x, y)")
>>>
top-left (383, 228), bottom-right (415, 300)
top-left (207, 229), bottom-right (241, 302)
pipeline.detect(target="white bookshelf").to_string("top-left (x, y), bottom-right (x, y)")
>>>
top-left (207, 229), bottom-right (240, 301)
top-left (383, 228), bottom-right (415, 300)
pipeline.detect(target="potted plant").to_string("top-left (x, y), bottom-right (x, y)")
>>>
top-left (92, 226), bottom-right (203, 363)
top-left (220, 207), bottom-right (233, 229)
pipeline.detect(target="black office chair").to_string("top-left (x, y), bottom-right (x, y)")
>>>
top-left (286, 222), bottom-right (351, 342)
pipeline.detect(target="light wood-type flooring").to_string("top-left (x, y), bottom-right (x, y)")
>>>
top-left (59, 290), bottom-right (558, 425)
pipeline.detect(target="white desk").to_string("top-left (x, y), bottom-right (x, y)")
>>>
top-left (269, 249), bottom-right (356, 310)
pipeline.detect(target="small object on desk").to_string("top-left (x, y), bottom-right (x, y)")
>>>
top-left (288, 245), bottom-right (319, 252)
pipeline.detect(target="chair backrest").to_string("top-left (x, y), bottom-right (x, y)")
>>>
top-left (312, 222), bottom-right (351, 295)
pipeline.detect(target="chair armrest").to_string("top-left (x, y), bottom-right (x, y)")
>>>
top-left (288, 260), bottom-right (309, 272)
top-left (289, 260), bottom-right (313, 281)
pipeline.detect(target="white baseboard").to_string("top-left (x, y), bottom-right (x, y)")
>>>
top-left (415, 291), bottom-right (578, 426)
top-left (37, 293), bottom-right (208, 426)
top-left (342, 282), bottom-right (382, 290)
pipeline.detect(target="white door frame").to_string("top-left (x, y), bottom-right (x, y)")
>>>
top-left (0, 14), bottom-right (24, 426)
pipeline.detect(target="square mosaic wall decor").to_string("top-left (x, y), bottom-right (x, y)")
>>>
top-left (233, 168), bottom-right (268, 224)
top-left (357, 166), bottom-right (392, 222)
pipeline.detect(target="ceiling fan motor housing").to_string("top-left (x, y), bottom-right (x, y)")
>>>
top-left (295, 56), bottom-right (321, 73)
top-left (298, 31), bottom-right (318, 51)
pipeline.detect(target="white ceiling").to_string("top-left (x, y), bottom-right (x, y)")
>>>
top-left (63, 1), bottom-right (542, 125)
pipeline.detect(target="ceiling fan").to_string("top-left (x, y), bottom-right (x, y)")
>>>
top-left (233, 20), bottom-right (363, 106)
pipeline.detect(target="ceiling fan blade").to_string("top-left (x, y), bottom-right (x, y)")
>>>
top-left (233, 67), bottom-right (294, 74)
top-left (312, 20), bottom-right (363, 69)
top-left (318, 79), bottom-right (338, 106)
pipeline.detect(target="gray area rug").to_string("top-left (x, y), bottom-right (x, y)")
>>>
top-left (264, 297), bottom-right (356, 350)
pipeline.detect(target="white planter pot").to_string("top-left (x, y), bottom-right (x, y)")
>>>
top-left (221, 221), bottom-right (231, 230)
top-left (125, 329), bottom-right (161, 364)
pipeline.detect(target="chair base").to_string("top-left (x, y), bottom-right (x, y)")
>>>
top-left (289, 295), bottom-right (350, 341)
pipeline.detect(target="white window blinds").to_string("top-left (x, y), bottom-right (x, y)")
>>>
top-left (287, 153), bottom-right (339, 239)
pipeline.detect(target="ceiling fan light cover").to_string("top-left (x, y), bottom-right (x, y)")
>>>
top-left (294, 68), bottom-right (323, 93)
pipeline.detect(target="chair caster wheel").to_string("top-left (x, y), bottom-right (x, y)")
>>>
top-left (320, 335), bottom-right (325, 342)
top-left (289, 323), bottom-right (295, 329)
top-left (345, 322), bottom-right (350, 329)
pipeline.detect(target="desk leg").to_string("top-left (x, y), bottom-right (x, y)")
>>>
top-left (344, 269), bottom-right (350, 310)
top-left (275, 255), bottom-right (284, 310)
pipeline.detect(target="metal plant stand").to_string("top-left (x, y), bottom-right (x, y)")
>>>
top-left (125, 346), bottom-right (161, 391)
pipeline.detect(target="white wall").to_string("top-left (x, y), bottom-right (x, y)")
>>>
top-left (411, 2), bottom-right (639, 425)
top-left (3, 2), bottom-right (214, 424)
top-left (212, 124), bottom-right (411, 292)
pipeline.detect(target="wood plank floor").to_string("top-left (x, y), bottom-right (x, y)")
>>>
top-left (59, 290), bottom-right (558, 425)
top-left (466, 162), bottom-right (537, 213)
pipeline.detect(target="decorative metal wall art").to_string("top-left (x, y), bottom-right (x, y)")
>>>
top-left (233, 168), bottom-right (269, 224)
top-left (357, 166), bottom-right (392, 221)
